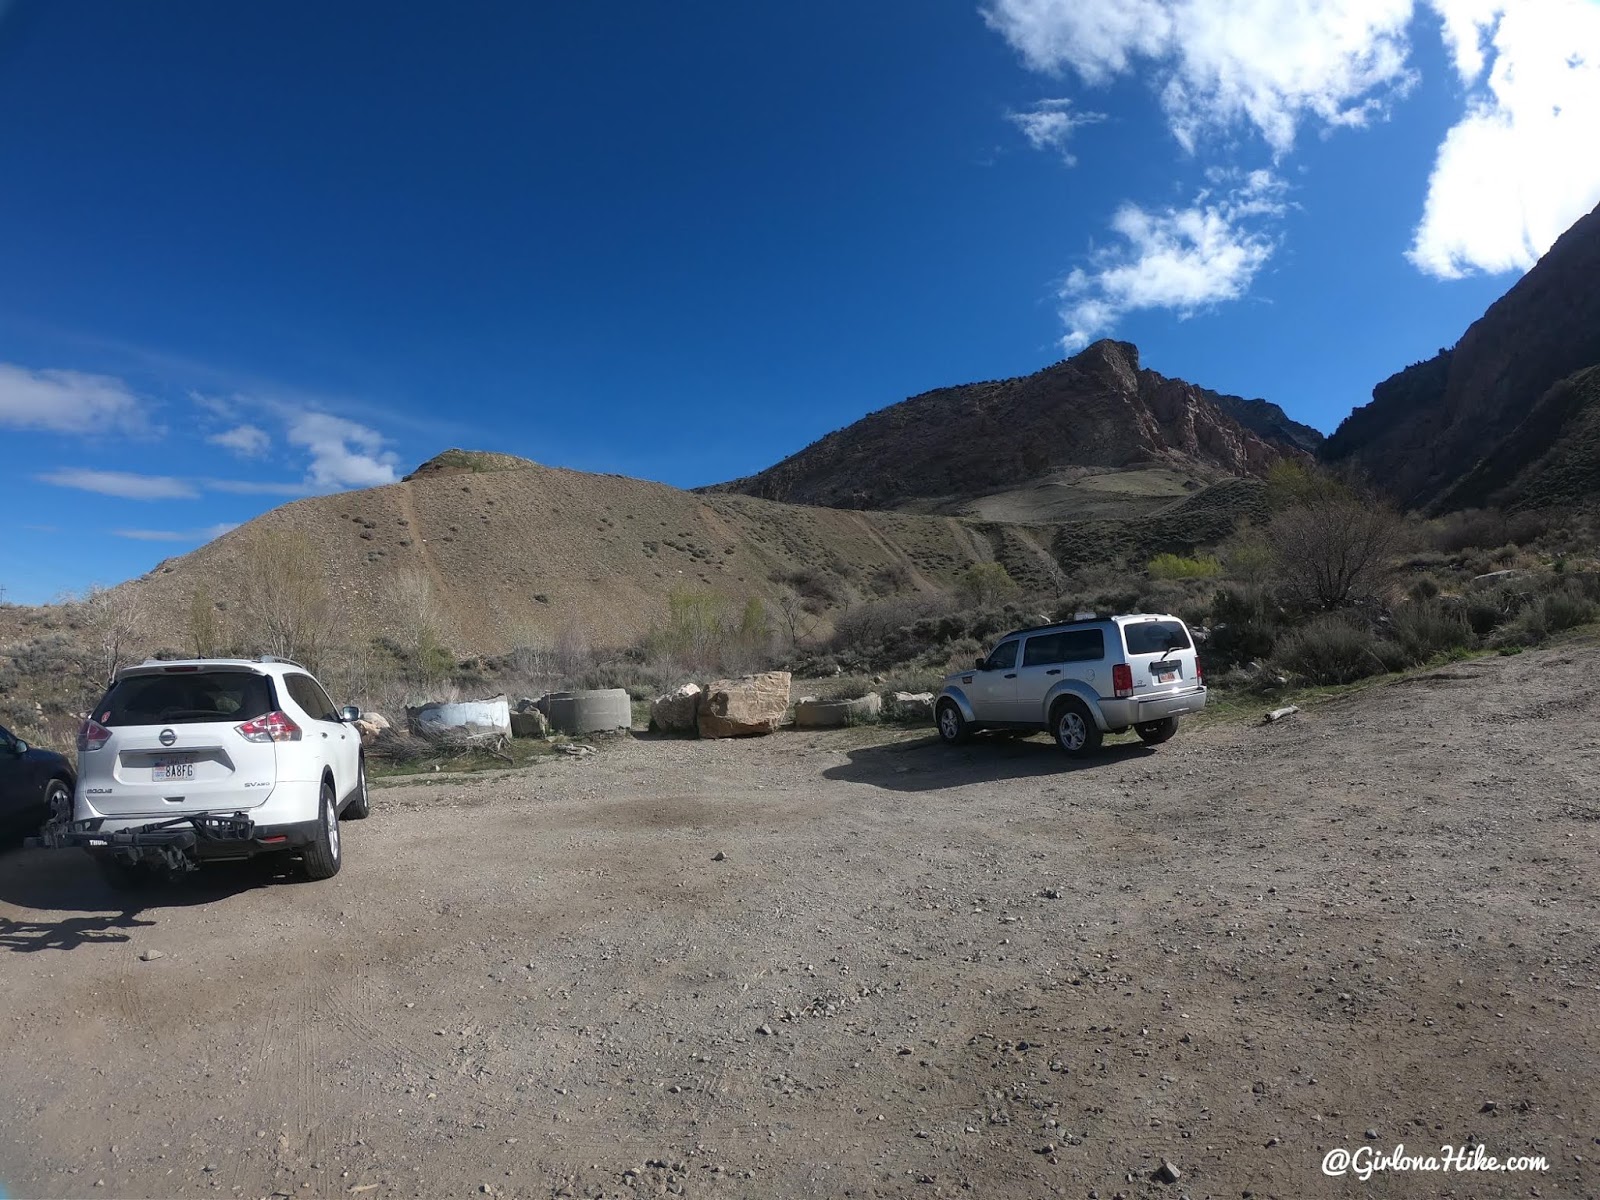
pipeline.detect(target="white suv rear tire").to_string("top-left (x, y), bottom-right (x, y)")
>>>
top-left (301, 782), bottom-right (342, 881)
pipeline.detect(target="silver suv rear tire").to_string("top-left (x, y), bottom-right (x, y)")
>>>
top-left (1052, 699), bottom-right (1103, 757)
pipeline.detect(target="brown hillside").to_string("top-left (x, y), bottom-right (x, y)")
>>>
top-left (93, 456), bottom-right (1266, 659)
top-left (705, 339), bottom-right (1317, 514)
top-left (106, 461), bottom-right (1042, 656)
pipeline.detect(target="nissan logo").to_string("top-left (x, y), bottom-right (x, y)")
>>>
top-left (159, 729), bottom-right (176, 747)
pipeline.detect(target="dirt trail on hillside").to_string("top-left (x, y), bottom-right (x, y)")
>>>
top-left (2, 644), bottom-right (1597, 1199)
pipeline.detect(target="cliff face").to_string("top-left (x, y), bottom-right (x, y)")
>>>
top-left (708, 340), bottom-right (1311, 511)
top-left (1323, 200), bottom-right (1600, 510)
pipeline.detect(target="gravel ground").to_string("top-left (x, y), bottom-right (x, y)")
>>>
top-left (2, 642), bottom-right (1598, 1200)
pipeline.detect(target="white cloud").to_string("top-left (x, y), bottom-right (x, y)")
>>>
top-left (983, 0), bottom-right (1416, 154)
top-left (189, 391), bottom-right (238, 421)
top-left (202, 477), bottom-right (316, 497)
top-left (207, 424), bottom-right (272, 457)
top-left (286, 412), bottom-right (400, 489)
top-left (1409, 0), bottom-right (1600, 278)
top-left (1059, 171), bottom-right (1286, 350)
top-left (112, 523), bottom-right (239, 543)
top-left (0, 364), bottom-right (150, 436)
top-left (37, 469), bottom-right (199, 501)
top-left (1006, 98), bottom-right (1106, 163)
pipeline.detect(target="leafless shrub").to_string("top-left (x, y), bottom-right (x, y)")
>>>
top-left (81, 583), bottom-right (149, 684)
top-left (366, 724), bottom-right (508, 765)
top-left (234, 530), bottom-right (336, 668)
top-left (186, 584), bottom-right (225, 658)
top-left (555, 615), bottom-right (595, 680)
top-left (1265, 480), bottom-right (1402, 609)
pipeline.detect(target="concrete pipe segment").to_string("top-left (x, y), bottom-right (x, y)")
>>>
top-left (792, 692), bottom-right (882, 729)
top-left (544, 689), bottom-right (633, 735)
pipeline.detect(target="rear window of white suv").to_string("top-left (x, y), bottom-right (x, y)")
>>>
top-left (96, 671), bottom-right (276, 727)
top-left (1121, 620), bottom-right (1191, 656)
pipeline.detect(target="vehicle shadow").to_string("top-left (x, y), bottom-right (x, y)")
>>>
top-left (822, 733), bottom-right (1156, 792)
top-left (0, 908), bottom-right (157, 953)
top-left (0, 846), bottom-right (295, 936)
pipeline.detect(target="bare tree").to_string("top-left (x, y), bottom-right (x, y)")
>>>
top-left (384, 569), bottom-right (452, 674)
top-left (554, 614), bottom-right (593, 681)
top-left (82, 584), bottom-right (148, 683)
top-left (235, 530), bottom-right (336, 668)
top-left (1266, 485), bottom-right (1401, 609)
top-left (187, 584), bottom-right (225, 658)
top-left (775, 590), bottom-right (818, 651)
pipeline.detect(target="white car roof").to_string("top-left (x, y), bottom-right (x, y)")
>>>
top-left (116, 657), bottom-right (310, 680)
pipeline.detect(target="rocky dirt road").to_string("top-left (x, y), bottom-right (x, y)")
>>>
top-left (2, 643), bottom-right (1598, 1200)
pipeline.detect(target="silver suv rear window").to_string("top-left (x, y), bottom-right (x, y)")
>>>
top-left (1122, 620), bottom-right (1191, 656)
top-left (96, 671), bottom-right (276, 727)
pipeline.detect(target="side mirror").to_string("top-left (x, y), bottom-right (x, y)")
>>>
top-left (974, 657), bottom-right (988, 671)
top-left (339, 705), bottom-right (361, 723)
top-left (12, 739), bottom-right (28, 755)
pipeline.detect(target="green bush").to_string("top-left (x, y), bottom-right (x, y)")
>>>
top-left (1147, 553), bottom-right (1223, 581)
top-left (1462, 585), bottom-right (1524, 637)
top-left (1272, 615), bottom-right (1400, 685)
top-left (1389, 600), bottom-right (1476, 665)
top-left (1204, 585), bottom-right (1281, 672)
top-left (1486, 582), bottom-right (1598, 648)
top-left (1538, 587), bottom-right (1599, 633)
top-left (1407, 576), bottom-right (1441, 602)
top-left (956, 562), bottom-right (1020, 608)
top-left (1491, 606), bottom-right (1549, 648)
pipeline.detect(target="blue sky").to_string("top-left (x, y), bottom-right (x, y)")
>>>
top-left (2, 0), bottom-right (1598, 604)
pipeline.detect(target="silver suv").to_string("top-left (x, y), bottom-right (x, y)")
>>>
top-left (935, 613), bottom-right (1206, 756)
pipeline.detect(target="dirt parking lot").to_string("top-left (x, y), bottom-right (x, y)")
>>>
top-left (3, 643), bottom-right (1598, 1200)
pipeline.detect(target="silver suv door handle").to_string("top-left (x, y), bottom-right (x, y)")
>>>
top-left (1003, 673), bottom-right (1016, 679)
top-left (1045, 669), bottom-right (1061, 676)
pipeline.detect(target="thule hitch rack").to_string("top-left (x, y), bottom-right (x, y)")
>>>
top-left (27, 811), bottom-right (256, 872)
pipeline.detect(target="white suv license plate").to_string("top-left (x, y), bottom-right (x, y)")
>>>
top-left (153, 759), bottom-right (196, 782)
top-left (1152, 664), bottom-right (1182, 682)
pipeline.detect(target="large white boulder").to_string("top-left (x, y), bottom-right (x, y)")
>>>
top-left (697, 672), bottom-right (791, 739)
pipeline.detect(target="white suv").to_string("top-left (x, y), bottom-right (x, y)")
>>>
top-left (37, 657), bottom-right (370, 885)
top-left (935, 613), bottom-right (1206, 756)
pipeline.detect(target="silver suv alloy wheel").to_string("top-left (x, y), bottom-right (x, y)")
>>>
top-left (938, 706), bottom-right (961, 741)
top-left (1056, 709), bottom-right (1088, 752)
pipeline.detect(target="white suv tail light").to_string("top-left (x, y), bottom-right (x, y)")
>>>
top-left (235, 711), bottom-right (303, 743)
top-left (77, 718), bottom-right (112, 752)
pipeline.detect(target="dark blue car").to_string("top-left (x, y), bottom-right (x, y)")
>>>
top-left (0, 722), bottom-right (75, 844)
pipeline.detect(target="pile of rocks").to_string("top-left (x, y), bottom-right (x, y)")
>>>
top-left (649, 671), bottom-right (791, 739)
